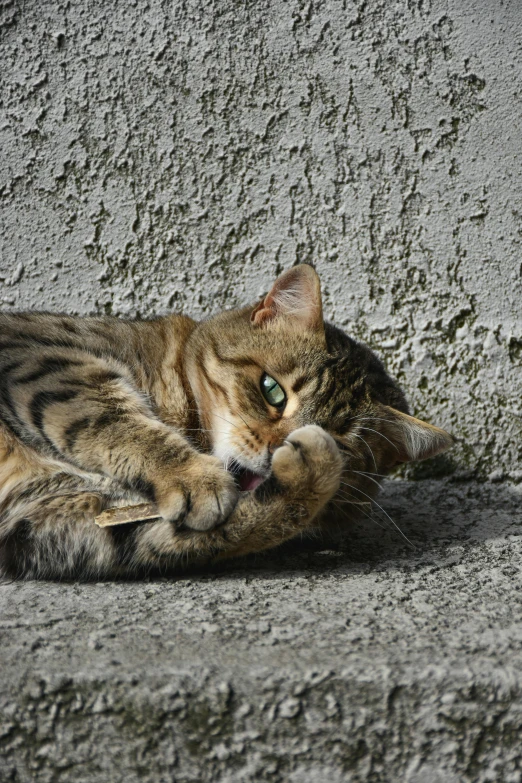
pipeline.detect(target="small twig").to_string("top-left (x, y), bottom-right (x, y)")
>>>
top-left (94, 503), bottom-right (160, 528)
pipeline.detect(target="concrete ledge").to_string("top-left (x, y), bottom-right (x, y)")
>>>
top-left (1, 479), bottom-right (522, 782)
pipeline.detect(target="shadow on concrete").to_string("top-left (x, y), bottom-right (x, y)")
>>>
top-left (205, 479), bottom-right (522, 580)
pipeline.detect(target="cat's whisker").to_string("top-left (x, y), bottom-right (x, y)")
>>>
top-left (205, 407), bottom-right (261, 450)
top-left (333, 437), bottom-right (354, 454)
top-left (336, 492), bottom-right (397, 536)
top-left (357, 426), bottom-right (399, 452)
top-left (354, 503), bottom-right (391, 533)
top-left (351, 469), bottom-right (389, 479)
top-left (185, 406), bottom-right (239, 433)
top-left (335, 497), bottom-right (373, 507)
top-left (336, 494), bottom-right (371, 507)
top-left (331, 499), bottom-right (352, 517)
top-left (341, 481), bottom-right (416, 550)
top-left (333, 496), bottom-right (390, 534)
top-left (235, 410), bottom-right (251, 429)
top-left (351, 415), bottom-right (399, 427)
top-left (205, 411), bottom-right (238, 430)
top-left (335, 488), bottom-right (372, 505)
top-left (345, 472), bottom-right (383, 491)
top-left (348, 433), bottom-right (378, 471)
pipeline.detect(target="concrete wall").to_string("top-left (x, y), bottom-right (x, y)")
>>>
top-left (0, 0), bottom-right (520, 480)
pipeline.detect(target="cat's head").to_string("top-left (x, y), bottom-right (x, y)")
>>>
top-left (187, 265), bottom-right (453, 491)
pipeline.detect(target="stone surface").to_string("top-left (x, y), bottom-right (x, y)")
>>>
top-left (0, 0), bottom-right (521, 479)
top-left (1, 478), bottom-right (522, 781)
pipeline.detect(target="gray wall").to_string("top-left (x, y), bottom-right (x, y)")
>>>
top-left (0, 0), bottom-right (520, 480)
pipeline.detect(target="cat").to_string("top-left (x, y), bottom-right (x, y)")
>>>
top-left (0, 264), bottom-right (453, 580)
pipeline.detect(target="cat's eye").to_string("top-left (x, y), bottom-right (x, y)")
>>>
top-left (260, 373), bottom-right (286, 409)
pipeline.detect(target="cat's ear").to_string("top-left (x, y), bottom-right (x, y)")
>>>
top-left (382, 406), bottom-right (455, 463)
top-left (251, 265), bottom-right (324, 333)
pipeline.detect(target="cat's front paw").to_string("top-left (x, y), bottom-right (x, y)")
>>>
top-left (272, 425), bottom-right (342, 508)
top-left (155, 453), bottom-right (239, 532)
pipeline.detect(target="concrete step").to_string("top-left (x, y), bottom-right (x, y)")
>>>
top-left (1, 479), bottom-right (521, 782)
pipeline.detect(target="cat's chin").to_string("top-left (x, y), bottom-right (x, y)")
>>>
top-left (227, 461), bottom-right (266, 492)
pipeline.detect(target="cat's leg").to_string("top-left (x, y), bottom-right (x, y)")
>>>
top-left (125, 426), bottom-right (343, 569)
top-left (0, 427), bottom-right (341, 579)
top-left (0, 342), bottom-right (237, 531)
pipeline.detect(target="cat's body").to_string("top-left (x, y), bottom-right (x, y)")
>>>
top-left (0, 266), bottom-right (453, 580)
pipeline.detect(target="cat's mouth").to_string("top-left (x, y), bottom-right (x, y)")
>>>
top-left (227, 460), bottom-right (265, 492)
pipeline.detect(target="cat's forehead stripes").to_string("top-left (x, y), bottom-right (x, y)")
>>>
top-left (291, 374), bottom-right (311, 393)
top-left (282, 352), bottom-right (376, 430)
top-left (208, 338), bottom-right (260, 370)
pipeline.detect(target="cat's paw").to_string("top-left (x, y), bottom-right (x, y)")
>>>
top-left (155, 453), bottom-right (238, 532)
top-left (272, 425), bottom-right (342, 505)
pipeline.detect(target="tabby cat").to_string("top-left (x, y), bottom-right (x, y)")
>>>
top-left (0, 265), bottom-right (453, 580)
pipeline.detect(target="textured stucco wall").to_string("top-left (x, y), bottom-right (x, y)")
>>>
top-left (0, 0), bottom-right (521, 479)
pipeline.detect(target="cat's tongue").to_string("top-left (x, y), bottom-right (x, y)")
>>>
top-left (238, 469), bottom-right (264, 492)
top-left (227, 460), bottom-right (265, 492)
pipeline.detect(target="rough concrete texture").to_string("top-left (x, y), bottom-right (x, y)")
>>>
top-left (1, 479), bottom-right (522, 782)
top-left (0, 0), bottom-right (521, 479)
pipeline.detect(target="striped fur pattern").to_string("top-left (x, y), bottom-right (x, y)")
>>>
top-left (0, 265), bottom-right (453, 580)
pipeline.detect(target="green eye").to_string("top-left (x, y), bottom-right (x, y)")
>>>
top-left (261, 373), bottom-right (286, 409)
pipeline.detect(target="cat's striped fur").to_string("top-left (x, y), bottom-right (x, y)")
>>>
top-left (0, 265), bottom-right (453, 580)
